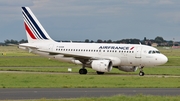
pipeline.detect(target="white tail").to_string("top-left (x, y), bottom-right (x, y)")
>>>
top-left (22, 7), bottom-right (54, 43)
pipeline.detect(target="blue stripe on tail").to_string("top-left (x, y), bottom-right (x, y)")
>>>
top-left (22, 7), bottom-right (48, 40)
top-left (22, 12), bottom-right (42, 39)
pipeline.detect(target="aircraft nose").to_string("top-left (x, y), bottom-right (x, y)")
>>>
top-left (160, 55), bottom-right (168, 64)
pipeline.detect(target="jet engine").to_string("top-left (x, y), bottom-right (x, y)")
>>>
top-left (91, 60), bottom-right (112, 72)
top-left (117, 66), bottom-right (138, 72)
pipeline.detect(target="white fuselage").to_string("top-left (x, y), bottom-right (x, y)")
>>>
top-left (24, 41), bottom-right (168, 67)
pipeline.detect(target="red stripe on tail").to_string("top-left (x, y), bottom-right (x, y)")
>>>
top-left (24, 22), bottom-right (36, 39)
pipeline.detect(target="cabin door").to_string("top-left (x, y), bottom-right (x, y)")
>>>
top-left (135, 47), bottom-right (142, 58)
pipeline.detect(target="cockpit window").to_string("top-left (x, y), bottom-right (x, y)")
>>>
top-left (148, 50), bottom-right (161, 54)
top-left (148, 51), bottom-right (152, 54)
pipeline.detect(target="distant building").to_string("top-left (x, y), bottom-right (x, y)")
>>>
top-left (151, 43), bottom-right (158, 47)
top-left (172, 46), bottom-right (180, 49)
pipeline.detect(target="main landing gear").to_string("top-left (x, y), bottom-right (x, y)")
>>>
top-left (78, 64), bottom-right (105, 75)
top-left (96, 71), bottom-right (104, 75)
top-left (79, 64), bottom-right (88, 74)
top-left (139, 66), bottom-right (145, 76)
top-left (79, 68), bottom-right (87, 74)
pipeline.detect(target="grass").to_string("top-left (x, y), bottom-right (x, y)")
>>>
top-left (0, 56), bottom-right (75, 67)
top-left (0, 72), bottom-right (180, 88)
top-left (0, 66), bottom-right (180, 75)
top-left (4, 94), bottom-right (180, 101)
top-left (1, 94), bottom-right (180, 101)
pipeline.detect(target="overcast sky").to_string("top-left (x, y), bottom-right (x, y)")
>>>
top-left (1, 0), bottom-right (180, 42)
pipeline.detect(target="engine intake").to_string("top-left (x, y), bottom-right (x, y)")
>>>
top-left (91, 60), bottom-right (112, 72)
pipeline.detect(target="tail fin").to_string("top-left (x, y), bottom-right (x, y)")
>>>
top-left (22, 7), bottom-right (54, 43)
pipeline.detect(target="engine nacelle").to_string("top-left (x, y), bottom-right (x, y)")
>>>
top-left (117, 66), bottom-right (138, 72)
top-left (91, 60), bottom-right (112, 72)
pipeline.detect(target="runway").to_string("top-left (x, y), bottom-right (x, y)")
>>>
top-left (0, 88), bottom-right (180, 100)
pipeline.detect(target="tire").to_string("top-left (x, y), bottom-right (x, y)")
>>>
top-left (96, 71), bottom-right (104, 75)
top-left (79, 69), bottom-right (87, 74)
top-left (139, 71), bottom-right (145, 76)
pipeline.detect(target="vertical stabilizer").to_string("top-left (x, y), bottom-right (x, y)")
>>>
top-left (22, 7), bottom-right (54, 43)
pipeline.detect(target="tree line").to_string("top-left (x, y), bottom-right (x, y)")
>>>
top-left (1, 39), bottom-right (28, 45)
top-left (85, 36), bottom-right (175, 46)
top-left (1, 36), bottom-right (177, 46)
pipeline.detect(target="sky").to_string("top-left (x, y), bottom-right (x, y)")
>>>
top-left (1, 0), bottom-right (180, 42)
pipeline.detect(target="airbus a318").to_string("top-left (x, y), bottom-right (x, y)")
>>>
top-left (19, 7), bottom-right (168, 76)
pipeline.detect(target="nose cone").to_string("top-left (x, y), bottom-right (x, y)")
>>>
top-left (160, 54), bottom-right (168, 65)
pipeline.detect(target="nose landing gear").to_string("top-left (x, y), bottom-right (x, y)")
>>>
top-left (139, 66), bottom-right (145, 76)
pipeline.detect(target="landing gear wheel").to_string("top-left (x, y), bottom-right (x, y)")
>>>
top-left (79, 68), bottom-right (87, 74)
top-left (139, 71), bottom-right (145, 76)
top-left (96, 71), bottom-right (104, 75)
top-left (139, 66), bottom-right (145, 76)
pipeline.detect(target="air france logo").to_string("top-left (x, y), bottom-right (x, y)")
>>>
top-left (130, 47), bottom-right (134, 50)
top-left (99, 46), bottom-right (134, 50)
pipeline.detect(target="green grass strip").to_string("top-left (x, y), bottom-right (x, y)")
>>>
top-left (0, 73), bottom-right (180, 88)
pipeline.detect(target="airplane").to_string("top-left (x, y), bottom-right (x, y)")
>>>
top-left (19, 7), bottom-right (168, 76)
